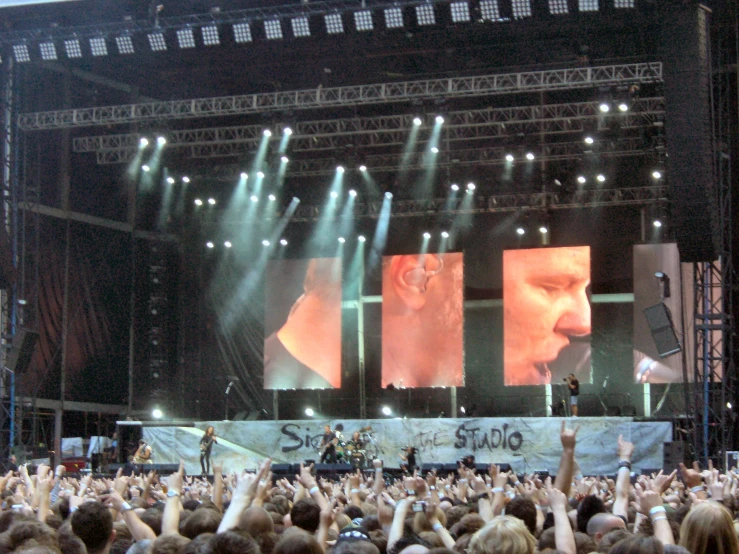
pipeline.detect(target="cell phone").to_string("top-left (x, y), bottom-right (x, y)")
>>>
top-left (412, 501), bottom-right (426, 513)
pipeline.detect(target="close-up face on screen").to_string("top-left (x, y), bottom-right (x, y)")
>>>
top-left (381, 252), bottom-right (464, 388)
top-left (263, 257), bottom-right (342, 390)
top-left (503, 246), bottom-right (591, 386)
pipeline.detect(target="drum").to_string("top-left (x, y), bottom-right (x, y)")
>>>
top-left (351, 450), bottom-right (366, 469)
top-left (345, 444), bottom-right (355, 452)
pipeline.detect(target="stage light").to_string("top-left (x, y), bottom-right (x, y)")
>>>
top-left (224, 241), bottom-right (232, 248)
top-left (549, 0), bottom-right (568, 14)
top-left (115, 35), bottom-right (135, 54)
top-left (526, 152), bottom-right (535, 160)
top-left (423, 232), bottom-right (431, 239)
top-left (325, 13), bottom-right (345, 34)
top-left (265, 20), bottom-right (284, 40)
top-left (182, 176), bottom-right (191, 183)
top-left (599, 102), bottom-right (610, 113)
top-left (90, 37), bottom-right (108, 58)
top-left (451, 183), bottom-right (459, 191)
top-left (384, 6), bottom-right (404, 28)
top-left (652, 170), bottom-right (662, 179)
top-left (262, 239), bottom-right (271, 246)
top-left (208, 198), bottom-right (216, 205)
top-left (460, 406), bottom-right (466, 414)
top-left (337, 165), bottom-right (345, 173)
top-left (233, 22), bottom-right (253, 43)
top-left (152, 409), bottom-right (163, 419)
top-left (194, 198), bottom-right (203, 206)
top-left (416, 4), bottom-right (436, 25)
top-left (580, 0), bottom-right (599, 11)
top-left (257, 171), bottom-right (265, 178)
top-left (338, 237), bottom-right (346, 243)
top-left (359, 165), bottom-right (367, 172)
top-left (382, 406), bottom-right (393, 416)
top-left (539, 226), bottom-right (548, 234)
top-left (147, 32), bottom-right (167, 51)
top-left (385, 192), bottom-right (393, 199)
top-left (250, 195), bottom-right (258, 202)
top-left (435, 115), bottom-right (445, 124)
top-left (358, 235), bottom-right (366, 242)
top-left (268, 194), bottom-right (276, 201)
top-left (12, 44), bottom-right (30, 63)
top-left (506, 153), bottom-right (515, 162)
top-left (39, 42), bottom-right (57, 60)
top-left (263, 129), bottom-right (272, 137)
top-left (577, 175), bottom-right (587, 184)
top-left (166, 177), bottom-right (175, 184)
top-left (157, 136), bottom-right (167, 146)
top-left (305, 407), bottom-right (314, 417)
top-left (413, 117), bottom-right (422, 126)
top-left (139, 137), bottom-right (149, 148)
top-left (281, 156), bottom-right (289, 163)
top-left (205, 241), bottom-right (214, 248)
top-left (240, 172), bottom-right (248, 179)
top-left (291, 16), bottom-right (311, 37)
top-left (141, 165), bottom-right (150, 172)
top-left (615, 0), bottom-right (635, 7)
top-left (441, 231), bottom-right (450, 238)
top-left (349, 189), bottom-right (357, 197)
top-left (283, 127), bottom-right (293, 135)
top-left (480, 0), bottom-right (501, 20)
top-left (618, 102), bottom-right (629, 112)
top-left (177, 27), bottom-right (196, 49)
top-left (330, 191), bottom-right (339, 199)
top-left (431, 146), bottom-right (439, 154)
top-left (280, 238), bottom-right (288, 246)
top-left (64, 38), bottom-right (83, 58)
top-left (596, 174), bottom-right (606, 182)
top-left (653, 219), bottom-right (662, 228)
top-left (451, 1), bottom-right (471, 22)
top-left (467, 182), bottom-right (476, 190)
top-left (355, 10), bottom-right (374, 31)
top-left (584, 136), bottom-right (594, 145)
top-left (516, 227), bottom-right (525, 235)
top-left (728, 402), bottom-right (733, 409)
top-left (512, 0), bottom-right (532, 17)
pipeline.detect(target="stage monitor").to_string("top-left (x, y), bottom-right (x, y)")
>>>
top-left (381, 252), bottom-right (464, 388)
top-left (503, 246), bottom-right (592, 386)
top-left (263, 258), bottom-right (342, 389)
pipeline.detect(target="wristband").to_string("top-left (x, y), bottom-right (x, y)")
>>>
top-left (121, 501), bottom-right (133, 512)
top-left (476, 492), bottom-right (490, 501)
top-left (691, 485), bottom-right (705, 493)
top-left (491, 487), bottom-right (504, 493)
top-left (649, 506), bottom-right (666, 517)
top-left (166, 491), bottom-right (180, 498)
top-left (351, 488), bottom-right (360, 494)
top-left (309, 486), bottom-right (320, 495)
top-left (618, 460), bottom-right (632, 470)
top-left (652, 516), bottom-right (667, 522)
top-left (70, 506), bottom-right (78, 513)
top-left (429, 486), bottom-right (436, 491)
top-left (406, 490), bottom-right (417, 496)
top-left (432, 522), bottom-right (443, 531)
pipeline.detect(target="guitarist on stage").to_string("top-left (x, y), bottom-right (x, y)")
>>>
top-left (319, 424), bottom-right (338, 463)
top-left (132, 439), bottom-right (153, 464)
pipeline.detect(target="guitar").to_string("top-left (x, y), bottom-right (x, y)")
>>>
top-left (133, 443), bottom-right (152, 464)
top-left (318, 434), bottom-right (338, 455)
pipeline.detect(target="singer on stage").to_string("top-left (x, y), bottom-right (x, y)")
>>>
top-left (199, 426), bottom-right (218, 475)
top-left (565, 373), bottom-right (579, 416)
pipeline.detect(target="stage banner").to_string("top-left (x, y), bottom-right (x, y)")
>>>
top-left (144, 417), bottom-right (670, 477)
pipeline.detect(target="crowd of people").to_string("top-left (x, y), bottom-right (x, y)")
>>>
top-left (0, 422), bottom-right (736, 554)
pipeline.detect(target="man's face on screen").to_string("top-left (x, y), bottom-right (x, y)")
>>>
top-left (503, 247), bottom-right (591, 384)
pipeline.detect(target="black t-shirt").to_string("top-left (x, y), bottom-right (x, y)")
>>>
top-left (569, 378), bottom-right (580, 396)
top-left (322, 432), bottom-right (336, 450)
top-left (200, 435), bottom-right (215, 454)
top-left (406, 451), bottom-right (416, 467)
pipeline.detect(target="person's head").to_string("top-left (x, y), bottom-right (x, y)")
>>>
top-left (324, 425), bottom-right (331, 434)
top-left (238, 506), bottom-right (274, 537)
top-left (205, 426), bottom-right (214, 436)
top-left (585, 513), bottom-right (625, 542)
top-left (505, 496), bottom-right (537, 536)
top-left (202, 531), bottom-right (260, 554)
top-left (503, 246), bottom-right (590, 385)
top-left (181, 507), bottom-right (222, 539)
top-left (333, 537), bottom-right (381, 554)
top-left (344, 505), bottom-right (364, 521)
top-left (573, 532), bottom-right (597, 554)
top-left (0, 520), bottom-right (60, 554)
top-left (290, 499), bottom-right (320, 533)
top-left (9, 455), bottom-right (16, 464)
top-left (382, 253), bottom-right (464, 387)
top-left (577, 495), bottom-right (606, 533)
top-left (609, 535), bottom-right (664, 554)
top-left (679, 501), bottom-right (739, 554)
top-left (151, 534), bottom-right (191, 554)
top-left (468, 516), bottom-right (536, 554)
top-left (71, 501), bottom-right (115, 554)
top-left (353, 432), bottom-right (360, 441)
top-left (596, 528), bottom-right (630, 553)
top-left (273, 528), bottom-right (323, 554)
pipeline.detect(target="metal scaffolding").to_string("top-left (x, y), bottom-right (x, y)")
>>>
top-left (19, 63), bottom-right (663, 131)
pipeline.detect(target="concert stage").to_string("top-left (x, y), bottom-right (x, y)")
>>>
top-left (143, 417), bottom-right (671, 477)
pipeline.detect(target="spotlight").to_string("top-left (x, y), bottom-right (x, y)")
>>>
top-left (152, 409), bottom-right (163, 419)
top-left (467, 182), bottom-right (476, 191)
top-left (653, 219), bottom-right (662, 228)
top-left (413, 117), bottom-right (422, 126)
top-left (431, 146), bottom-right (439, 154)
top-left (441, 231), bottom-right (449, 238)
top-left (338, 237), bottom-right (346, 243)
top-left (460, 406), bottom-right (466, 414)
top-left (451, 183), bottom-right (459, 191)
top-left (139, 137), bottom-right (149, 148)
top-left (539, 226), bottom-right (548, 234)
top-left (435, 115), bottom-right (444, 124)
top-left (505, 154), bottom-right (514, 162)
top-left (728, 402), bottom-right (733, 410)
top-left (206, 241), bottom-right (214, 248)
top-left (577, 176), bottom-right (587, 184)
top-left (250, 195), bottom-right (258, 202)
top-left (359, 165), bottom-right (367, 172)
top-left (618, 103), bottom-right (629, 112)
top-left (385, 192), bottom-right (393, 199)
top-left (305, 408), bottom-right (314, 417)
top-left (599, 103), bottom-right (610, 113)
top-left (182, 176), bottom-right (191, 183)
top-left (208, 198), bottom-right (216, 205)
top-left (516, 227), bottom-right (525, 235)
top-left (262, 239), bottom-right (270, 246)
top-left (337, 165), bottom-right (345, 173)
top-left (281, 156), bottom-right (289, 163)
top-left (263, 129), bottom-right (272, 137)
top-left (526, 152), bottom-right (535, 161)
top-left (330, 191), bottom-right (339, 199)
top-left (268, 194), bottom-right (276, 201)
top-left (349, 189), bottom-right (357, 197)
top-left (381, 406), bottom-right (392, 416)
top-left (652, 170), bottom-right (662, 179)
top-left (194, 198), bottom-right (203, 206)
top-left (157, 136), bottom-right (167, 146)
top-left (141, 164), bottom-right (150, 172)
top-left (280, 238), bottom-right (288, 246)
top-left (241, 172), bottom-right (248, 179)
top-left (224, 241), bottom-right (232, 248)
top-left (358, 235), bottom-right (366, 242)
top-left (584, 136), bottom-right (594, 145)
top-left (283, 127), bottom-right (293, 135)
top-left (596, 174), bottom-right (606, 182)
top-left (166, 177), bottom-right (175, 184)
top-left (423, 232), bottom-right (431, 239)
top-left (257, 171), bottom-right (265, 178)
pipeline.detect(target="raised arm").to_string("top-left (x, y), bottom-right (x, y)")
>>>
top-left (218, 458), bottom-right (271, 533)
top-left (547, 482), bottom-right (576, 554)
top-left (612, 434), bottom-right (634, 519)
top-left (553, 421), bottom-right (579, 497)
top-left (161, 462), bottom-right (185, 536)
top-left (102, 491), bottom-right (157, 541)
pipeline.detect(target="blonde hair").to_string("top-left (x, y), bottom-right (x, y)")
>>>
top-left (679, 501), bottom-right (739, 554)
top-left (468, 516), bottom-right (536, 554)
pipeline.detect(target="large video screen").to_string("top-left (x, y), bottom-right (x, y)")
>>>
top-left (381, 252), bottom-right (464, 388)
top-left (503, 246), bottom-right (592, 386)
top-left (263, 258), bottom-right (342, 389)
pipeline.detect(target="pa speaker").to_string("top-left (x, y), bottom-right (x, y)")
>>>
top-left (644, 303), bottom-right (681, 357)
top-left (5, 329), bottom-right (39, 374)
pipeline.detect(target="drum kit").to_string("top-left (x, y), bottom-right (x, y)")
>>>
top-left (335, 426), bottom-right (378, 469)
